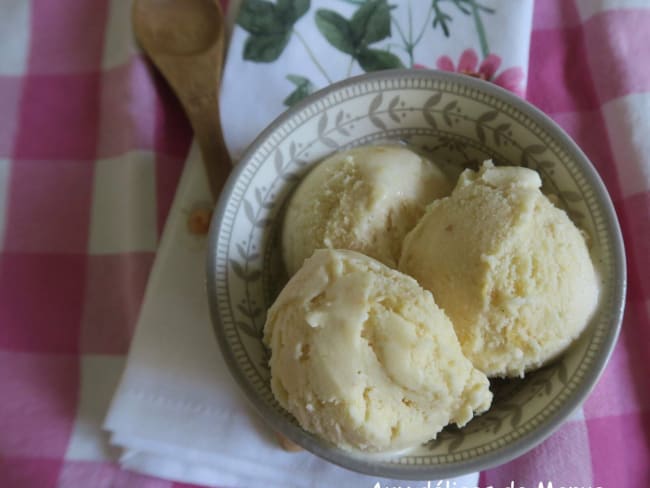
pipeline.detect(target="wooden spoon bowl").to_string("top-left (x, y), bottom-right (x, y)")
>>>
top-left (133, 0), bottom-right (231, 199)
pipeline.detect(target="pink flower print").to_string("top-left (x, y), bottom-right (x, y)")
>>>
top-left (434, 48), bottom-right (525, 97)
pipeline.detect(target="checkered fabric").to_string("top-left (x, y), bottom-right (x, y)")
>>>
top-left (0, 0), bottom-right (197, 486)
top-left (0, 0), bottom-right (647, 487)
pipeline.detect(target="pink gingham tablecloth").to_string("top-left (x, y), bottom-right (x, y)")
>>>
top-left (0, 1), bottom-right (648, 487)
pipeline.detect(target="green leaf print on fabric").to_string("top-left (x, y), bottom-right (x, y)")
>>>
top-left (235, 0), bottom-right (501, 103)
top-left (356, 47), bottom-right (403, 70)
top-left (237, 0), bottom-right (311, 62)
top-left (316, 0), bottom-right (404, 72)
top-left (315, 10), bottom-right (356, 54)
top-left (243, 33), bottom-right (291, 62)
top-left (431, 0), bottom-right (495, 57)
top-left (349, 0), bottom-right (391, 45)
top-left (237, 0), bottom-right (286, 34)
top-left (283, 74), bottom-right (315, 106)
top-left (277, 0), bottom-right (310, 21)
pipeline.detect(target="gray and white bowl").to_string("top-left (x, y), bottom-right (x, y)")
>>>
top-left (206, 70), bottom-right (625, 479)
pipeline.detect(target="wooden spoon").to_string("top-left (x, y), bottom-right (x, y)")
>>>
top-left (132, 0), bottom-right (301, 452)
top-left (133, 0), bottom-right (231, 199)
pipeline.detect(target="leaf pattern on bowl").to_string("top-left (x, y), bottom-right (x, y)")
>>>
top-left (474, 110), bottom-right (498, 143)
top-left (423, 93), bottom-right (442, 128)
top-left (317, 112), bottom-right (340, 149)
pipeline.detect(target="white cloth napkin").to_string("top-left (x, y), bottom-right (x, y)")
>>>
top-left (105, 1), bottom-right (534, 486)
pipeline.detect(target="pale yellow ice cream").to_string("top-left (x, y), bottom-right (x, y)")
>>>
top-left (264, 249), bottom-right (492, 452)
top-left (282, 145), bottom-right (452, 276)
top-left (399, 161), bottom-right (599, 378)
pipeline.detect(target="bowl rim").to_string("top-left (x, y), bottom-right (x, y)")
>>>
top-left (206, 68), bottom-right (626, 479)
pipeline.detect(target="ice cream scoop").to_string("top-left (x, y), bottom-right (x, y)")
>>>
top-left (399, 161), bottom-right (600, 378)
top-left (264, 249), bottom-right (492, 452)
top-left (281, 145), bottom-right (451, 276)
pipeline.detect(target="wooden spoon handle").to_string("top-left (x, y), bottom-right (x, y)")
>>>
top-left (185, 92), bottom-right (232, 199)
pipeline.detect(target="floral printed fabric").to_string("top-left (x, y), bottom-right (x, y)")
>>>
top-left (430, 49), bottom-right (525, 97)
top-left (220, 0), bottom-right (534, 160)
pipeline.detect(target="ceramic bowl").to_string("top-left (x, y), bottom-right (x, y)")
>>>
top-left (206, 70), bottom-right (625, 479)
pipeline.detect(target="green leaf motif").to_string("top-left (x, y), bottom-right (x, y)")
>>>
top-left (335, 110), bottom-right (350, 136)
top-left (477, 110), bottom-right (498, 124)
top-left (317, 112), bottom-right (329, 135)
top-left (432, 0), bottom-right (453, 37)
top-left (277, 0), bottom-right (310, 23)
top-left (243, 200), bottom-right (255, 223)
top-left (452, 0), bottom-right (471, 15)
top-left (520, 143), bottom-right (547, 167)
top-left (274, 148), bottom-right (284, 173)
top-left (368, 92), bottom-right (387, 130)
top-left (447, 432), bottom-right (466, 452)
top-left (237, 0), bottom-right (285, 34)
top-left (231, 260), bottom-right (246, 280)
top-left (357, 48), bottom-right (404, 71)
top-left (236, 320), bottom-right (260, 339)
top-left (243, 32), bottom-right (291, 62)
top-left (509, 405), bottom-right (523, 428)
top-left (350, 0), bottom-right (391, 46)
top-left (236, 243), bottom-right (248, 260)
top-left (286, 73), bottom-right (310, 86)
top-left (369, 92), bottom-right (383, 113)
top-left (316, 0), bottom-right (399, 72)
top-left (315, 10), bottom-right (356, 54)
top-left (237, 303), bottom-right (249, 316)
top-left (254, 187), bottom-right (265, 207)
top-left (485, 416), bottom-right (502, 434)
top-left (544, 379), bottom-right (552, 395)
top-left (442, 100), bottom-right (458, 126)
top-left (422, 93), bottom-right (442, 129)
top-left (388, 95), bottom-right (400, 123)
top-left (493, 122), bottom-right (511, 146)
top-left (475, 110), bottom-right (498, 143)
top-left (237, 0), bottom-right (311, 62)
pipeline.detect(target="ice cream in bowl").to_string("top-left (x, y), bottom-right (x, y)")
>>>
top-left (206, 70), bottom-right (625, 478)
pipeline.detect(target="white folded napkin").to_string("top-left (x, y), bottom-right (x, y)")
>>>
top-left (106, 1), bottom-right (535, 486)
